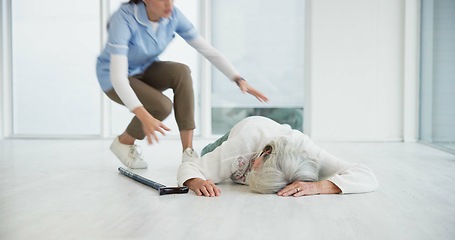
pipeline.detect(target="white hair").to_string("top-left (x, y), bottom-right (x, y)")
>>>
top-left (246, 137), bottom-right (319, 194)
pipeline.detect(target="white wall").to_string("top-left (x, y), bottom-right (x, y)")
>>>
top-left (306, 0), bottom-right (414, 141)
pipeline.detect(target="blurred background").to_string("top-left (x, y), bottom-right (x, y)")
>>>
top-left (0, 0), bottom-right (454, 153)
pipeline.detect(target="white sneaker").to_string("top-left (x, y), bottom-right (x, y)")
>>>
top-left (182, 148), bottom-right (199, 162)
top-left (110, 137), bottom-right (148, 169)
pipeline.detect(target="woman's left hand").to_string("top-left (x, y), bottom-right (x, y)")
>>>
top-left (236, 78), bottom-right (269, 103)
top-left (277, 181), bottom-right (320, 197)
top-left (277, 180), bottom-right (342, 197)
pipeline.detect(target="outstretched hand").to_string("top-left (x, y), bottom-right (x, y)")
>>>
top-left (236, 78), bottom-right (269, 103)
top-left (141, 116), bottom-right (170, 144)
top-left (133, 106), bottom-right (170, 144)
top-left (184, 178), bottom-right (221, 197)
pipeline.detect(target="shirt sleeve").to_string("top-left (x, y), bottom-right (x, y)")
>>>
top-left (304, 138), bottom-right (379, 194)
top-left (174, 7), bottom-right (198, 41)
top-left (110, 54), bottom-right (142, 111)
top-left (177, 152), bottom-right (233, 187)
top-left (327, 163), bottom-right (379, 194)
top-left (105, 9), bottom-right (133, 56)
top-left (187, 36), bottom-right (241, 80)
top-left (177, 134), bottom-right (251, 186)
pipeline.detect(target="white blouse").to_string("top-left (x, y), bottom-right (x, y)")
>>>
top-left (177, 116), bottom-right (379, 194)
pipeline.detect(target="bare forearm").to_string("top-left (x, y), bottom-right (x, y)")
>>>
top-left (316, 180), bottom-right (342, 195)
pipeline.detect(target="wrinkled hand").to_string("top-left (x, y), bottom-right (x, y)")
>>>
top-left (277, 181), bottom-right (320, 197)
top-left (133, 106), bottom-right (170, 144)
top-left (236, 79), bottom-right (269, 103)
top-left (184, 178), bottom-right (221, 197)
top-left (277, 180), bottom-right (341, 197)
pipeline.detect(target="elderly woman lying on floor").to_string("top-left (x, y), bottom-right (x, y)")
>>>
top-left (177, 116), bottom-right (379, 197)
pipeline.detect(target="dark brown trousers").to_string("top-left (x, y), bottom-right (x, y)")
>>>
top-left (105, 61), bottom-right (195, 140)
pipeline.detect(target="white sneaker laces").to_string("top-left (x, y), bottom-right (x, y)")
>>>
top-left (184, 148), bottom-right (195, 157)
top-left (128, 145), bottom-right (143, 160)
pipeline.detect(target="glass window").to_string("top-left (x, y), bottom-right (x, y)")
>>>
top-left (420, 0), bottom-right (455, 153)
top-left (210, 0), bottom-right (305, 134)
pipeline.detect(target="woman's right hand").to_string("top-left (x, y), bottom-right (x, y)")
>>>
top-left (234, 77), bottom-right (269, 103)
top-left (184, 178), bottom-right (221, 197)
top-left (133, 106), bottom-right (170, 144)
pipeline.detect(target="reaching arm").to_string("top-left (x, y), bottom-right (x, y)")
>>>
top-left (110, 54), bottom-right (170, 144)
top-left (177, 143), bottom-right (237, 187)
top-left (277, 133), bottom-right (379, 196)
top-left (110, 54), bottom-right (142, 111)
top-left (186, 36), bottom-right (240, 80)
top-left (304, 139), bottom-right (379, 194)
top-left (187, 36), bottom-right (268, 102)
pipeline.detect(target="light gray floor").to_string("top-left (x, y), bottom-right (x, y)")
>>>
top-left (1, 139), bottom-right (454, 240)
